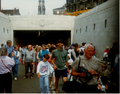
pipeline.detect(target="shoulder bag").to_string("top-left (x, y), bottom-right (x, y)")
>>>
top-left (77, 57), bottom-right (93, 84)
top-left (1, 59), bottom-right (11, 73)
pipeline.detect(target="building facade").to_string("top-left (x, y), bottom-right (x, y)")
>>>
top-left (1, 8), bottom-right (20, 15)
top-left (66, 0), bottom-right (108, 16)
top-left (0, 0), bottom-right (118, 58)
top-left (0, 0), bottom-right (20, 15)
top-left (73, 0), bottom-right (118, 58)
top-left (38, 0), bottom-right (45, 15)
top-left (53, 5), bottom-right (67, 15)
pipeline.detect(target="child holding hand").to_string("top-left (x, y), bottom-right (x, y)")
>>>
top-left (101, 63), bottom-right (110, 90)
top-left (37, 54), bottom-right (53, 93)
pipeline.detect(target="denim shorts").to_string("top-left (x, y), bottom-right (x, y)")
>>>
top-left (55, 69), bottom-right (68, 78)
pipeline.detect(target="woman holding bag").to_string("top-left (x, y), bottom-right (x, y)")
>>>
top-left (0, 47), bottom-right (15, 93)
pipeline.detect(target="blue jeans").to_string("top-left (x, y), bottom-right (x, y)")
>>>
top-left (13, 64), bottom-right (18, 77)
top-left (39, 75), bottom-right (49, 93)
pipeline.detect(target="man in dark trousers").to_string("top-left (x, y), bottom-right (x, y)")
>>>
top-left (23, 45), bottom-right (35, 79)
top-left (51, 39), bottom-right (70, 93)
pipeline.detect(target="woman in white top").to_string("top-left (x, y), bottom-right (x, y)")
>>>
top-left (0, 47), bottom-right (15, 93)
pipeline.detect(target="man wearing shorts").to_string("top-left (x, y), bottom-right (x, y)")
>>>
top-left (51, 39), bottom-right (69, 93)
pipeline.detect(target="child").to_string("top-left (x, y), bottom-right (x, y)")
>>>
top-left (34, 48), bottom-right (39, 74)
top-left (37, 54), bottom-right (53, 93)
top-left (12, 46), bottom-right (20, 80)
top-left (47, 46), bottom-right (56, 90)
top-left (101, 63), bottom-right (109, 90)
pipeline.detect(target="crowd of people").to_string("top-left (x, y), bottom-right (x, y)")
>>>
top-left (0, 40), bottom-right (119, 93)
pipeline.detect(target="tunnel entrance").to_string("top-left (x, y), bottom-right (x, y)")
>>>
top-left (14, 30), bottom-right (71, 46)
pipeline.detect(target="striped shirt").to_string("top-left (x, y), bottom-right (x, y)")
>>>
top-left (0, 56), bottom-right (15, 74)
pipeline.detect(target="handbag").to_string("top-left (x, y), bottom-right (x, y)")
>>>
top-left (67, 70), bottom-right (73, 81)
top-left (1, 59), bottom-right (11, 72)
top-left (77, 57), bottom-right (93, 84)
top-left (80, 49), bottom-right (84, 55)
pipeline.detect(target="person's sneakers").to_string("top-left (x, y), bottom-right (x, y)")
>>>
top-left (14, 77), bottom-right (17, 80)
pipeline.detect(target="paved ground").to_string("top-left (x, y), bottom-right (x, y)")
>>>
top-left (12, 63), bottom-right (119, 93)
top-left (12, 64), bottom-right (64, 93)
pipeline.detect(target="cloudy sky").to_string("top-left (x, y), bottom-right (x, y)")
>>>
top-left (1, 0), bottom-right (66, 15)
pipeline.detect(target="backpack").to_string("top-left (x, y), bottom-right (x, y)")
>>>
top-left (80, 49), bottom-right (84, 55)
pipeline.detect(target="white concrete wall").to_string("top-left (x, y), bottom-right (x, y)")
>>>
top-left (9, 15), bottom-right (75, 31)
top-left (0, 12), bottom-right (13, 46)
top-left (9, 15), bottom-right (75, 44)
top-left (73, 0), bottom-right (119, 58)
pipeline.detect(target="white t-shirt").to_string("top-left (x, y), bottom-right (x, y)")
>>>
top-left (68, 53), bottom-right (73, 65)
top-left (68, 49), bottom-right (72, 54)
top-left (37, 61), bottom-right (53, 75)
top-left (19, 47), bottom-right (22, 51)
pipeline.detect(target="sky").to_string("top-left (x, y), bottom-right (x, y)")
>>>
top-left (1, 0), bottom-right (66, 15)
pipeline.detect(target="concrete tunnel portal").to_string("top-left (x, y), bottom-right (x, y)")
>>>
top-left (14, 30), bottom-right (71, 46)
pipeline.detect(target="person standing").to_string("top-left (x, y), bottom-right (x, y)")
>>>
top-left (19, 46), bottom-right (22, 52)
top-left (38, 46), bottom-right (41, 51)
top-left (38, 44), bottom-right (49, 62)
top-left (23, 45), bottom-right (35, 79)
top-left (21, 46), bottom-right (26, 64)
top-left (37, 54), bottom-right (53, 93)
top-left (71, 43), bottom-right (81, 61)
top-left (47, 46), bottom-right (56, 89)
top-left (12, 46), bottom-right (20, 80)
top-left (34, 48), bottom-right (39, 73)
top-left (62, 44), bottom-right (102, 93)
top-left (51, 39), bottom-right (69, 93)
top-left (108, 42), bottom-right (118, 69)
top-left (0, 44), bottom-right (4, 48)
top-left (3, 40), bottom-right (13, 58)
top-left (108, 42), bottom-right (119, 87)
top-left (0, 47), bottom-right (15, 93)
top-left (101, 63), bottom-right (110, 90)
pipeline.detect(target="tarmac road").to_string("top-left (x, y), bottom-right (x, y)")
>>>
top-left (12, 64), bottom-right (64, 93)
top-left (12, 63), bottom-right (119, 93)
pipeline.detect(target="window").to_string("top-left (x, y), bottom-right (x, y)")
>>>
top-left (3, 28), bottom-right (5, 33)
top-left (80, 28), bottom-right (81, 33)
top-left (105, 19), bottom-right (107, 28)
top-left (94, 23), bottom-right (95, 30)
top-left (86, 26), bottom-right (87, 32)
top-left (76, 29), bottom-right (77, 34)
top-left (7, 29), bottom-right (9, 33)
